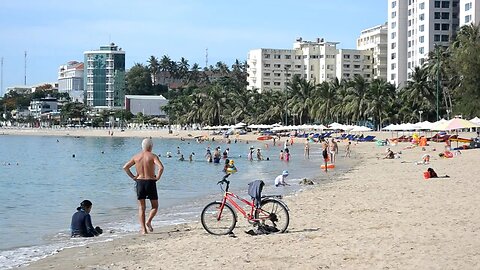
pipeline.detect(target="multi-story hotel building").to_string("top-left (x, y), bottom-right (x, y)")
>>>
top-left (357, 23), bottom-right (388, 80)
top-left (58, 61), bottom-right (84, 103)
top-left (460, 0), bottom-right (480, 25)
top-left (247, 38), bottom-right (372, 92)
top-left (84, 43), bottom-right (126, 109)
top-left (336, 49), bottom-right (373, 81)
top-left (388, 0), bottom-right (460, 87)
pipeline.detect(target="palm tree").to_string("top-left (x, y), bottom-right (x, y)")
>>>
top-left (147, 56), bottom-right (160, 86)
top-left (344, 75), bottom-right (370, 123)
top-left (398, 66), bottom-right (435, 122)
top-left (365, 79), bottom-right (396, 130)
top-left (177, 57), bottom-right (190, 82)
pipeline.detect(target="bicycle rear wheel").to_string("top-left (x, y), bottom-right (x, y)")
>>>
top-left (255, 199), bottom-right (289, 233)
top-left (201, 202), bottom-right (237, 235)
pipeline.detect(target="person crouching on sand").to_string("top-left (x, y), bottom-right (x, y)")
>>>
top-left (71, 200), bottom-right (103, 237)
top-left (123, 138), bottom-right (165, 234)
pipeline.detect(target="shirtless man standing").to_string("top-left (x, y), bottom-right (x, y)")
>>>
top-left (123, 138), bottom-right (164, 234)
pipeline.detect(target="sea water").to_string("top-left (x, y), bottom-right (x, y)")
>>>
top-left (0, 134), bottom-right (352, 268)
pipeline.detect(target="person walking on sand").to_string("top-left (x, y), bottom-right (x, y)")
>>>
top-left (322, 140), bottom-right (329, 172)
top-left (345, 141), bottom-right (351, 158)
top-left (304, 139), bottom-right (310, 159)
top-left (123, 138), bottom-right (164, 234)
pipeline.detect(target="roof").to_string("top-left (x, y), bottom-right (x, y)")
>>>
top-left (125, 95), bottom-right (167, 100)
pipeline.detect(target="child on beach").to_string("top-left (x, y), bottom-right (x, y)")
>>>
top-left (274, 170), bottom-right (290, 187)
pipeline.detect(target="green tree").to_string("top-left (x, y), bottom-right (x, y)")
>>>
top-left (125, 63), bottom-right (153, 95)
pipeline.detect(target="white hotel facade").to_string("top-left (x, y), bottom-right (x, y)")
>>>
top-left (460, 0), bottom-right (480, 25)
top-left (356, 23), bottom-right (389, 80)
top-left (388, 0), bottom-right (460, 88)
top-left (58, 61), bottom-right (84, 103)
top-left (247, 38), bottom-right (372, 92)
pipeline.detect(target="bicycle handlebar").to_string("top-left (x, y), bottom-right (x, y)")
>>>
top-left (217, 174), bottom-right (231, 191)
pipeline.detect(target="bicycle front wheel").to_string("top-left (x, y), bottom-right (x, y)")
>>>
top-left (201, 202), bottom-right (237, 235)
top-left (255, 199), bottom-right (289, 233)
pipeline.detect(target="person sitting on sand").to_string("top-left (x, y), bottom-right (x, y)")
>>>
top-left (427, 167), bottom-right (450, 178)
top-left (71, 200), bottom-right (103, 237)
top-left (384, 148), bottom-right (395, 159)
top-left (275, 170), bottom-right (290, 187)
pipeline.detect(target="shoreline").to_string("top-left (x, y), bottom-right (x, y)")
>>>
top-left (20, 139), bottom-right (480, 269)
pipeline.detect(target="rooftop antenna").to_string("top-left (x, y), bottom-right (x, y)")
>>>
top-left (205, 48), bottom-right (208, 69)
top-left (24, 51), bottom-right (27, 85)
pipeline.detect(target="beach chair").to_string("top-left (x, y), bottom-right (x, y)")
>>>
top-left (359, 135), bottom-right (376, 142)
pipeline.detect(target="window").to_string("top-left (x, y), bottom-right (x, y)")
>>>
top-left (434, 12), bottom-right (441, 19)
top-left (354, 65), bottom-right (361, 69)
top-left (408, 30), bottom-right (412, 37)
top-left (465, 15), bottom-right (472, 23)
top-left (295, 65), bottom-right (301, 68)
top-left (391, 21), bottom-right (397, 28)
top-left (263, 82), bottom-right (270, 85)
top-left (408, 62), bottom-right (411, 68)
top-left (434, 1), bottom-right (441, 8)
top-left (434, 34), bottom-right (441, 41)
top-left (419, 2), bottom-right (425, 9)
top-left (391, 63), bottom-right (396, 70)
top-left (441, 1), bottom-right (449, 8)
top-left (295, 55), bottom-right (302, 59)
top-left (409, 9), bottom-right (412, 16)
top-left (419, 14), bottom-right (425, 21)
top-left (274, 82), bottom-right (281, 86)
top-left (434, 23), bottom-right (441, 30)
top-left (419, 36), bottom-right (424, 43)
top-left (366, 56), bottom-right (371, 60)
top-left (465, 2), bottom-right (472, 11)
top-left (392, 1), bottom-right (397, 8)
top-left (343, 64), bottom-right (350, 68)
top-left (442, 24), bottom-right (450, 31)
top-left (343, 54), bottom-right (351, 59)
top-left (264, 72), bottom-right (271, 76)
top-left (419, 47), bottom-right (425, 54)
top-left (392, 11), bottom-right (397, 18)
top-left (391, 53), bottom-right (396, 59)
top-left (264, 54), bottom-right (270, 59)
top-left (285, 64), bottom-right (292, 68)
top-left (285, 55), bottom-right (291, 59)
top-left (274, 64), bottom-right (281, 68)
top-left (408, 41), bottom-right (412, 47)
top-left (391, 74), bottom-right (396, 80)
top-left (441, 35), bottom-right (449, 42)
top-left (420, 58), bottom-right (425, 65)
top-left (442, 12), bottom-right (450, 19)
top-left (409, 19), bottom-right (412, 27)
top-left (264, 64), bottom-right (270, 68)
top-left (391, 42), bottom-right (397, 49)
top-left (354, 55), bottom-right (361, 59)
top-left (419, 25), bottom-right (425, 32)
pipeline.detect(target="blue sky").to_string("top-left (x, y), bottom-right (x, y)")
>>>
top-left (0, 0), bottom-right (387, 95)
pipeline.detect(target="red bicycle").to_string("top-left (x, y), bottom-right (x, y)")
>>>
top-left (201, 174), bottom-right (290, 235)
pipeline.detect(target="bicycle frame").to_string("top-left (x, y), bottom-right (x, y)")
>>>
top-left (220, 191), bottom-right (257, 221)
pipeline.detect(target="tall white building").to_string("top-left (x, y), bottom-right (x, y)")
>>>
top-left (58, 61), bottom-right (84, 103)
top-left (357, 23), bottom-right (388, 80)
top-left (388, 0), bottom-right (460, 87)
top-left (460, 0), bottom-right (480, 26)
top-left (247, 38), bottom-right (372, 92)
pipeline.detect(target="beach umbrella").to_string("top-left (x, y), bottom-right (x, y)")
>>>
top-left (430, 118), bottom-right (480, 131)
top-left (351, 125), bottom-right (372, 132)
top-left (470, 117), bottom-right (480, 125)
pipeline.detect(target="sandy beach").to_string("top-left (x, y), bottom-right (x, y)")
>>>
top-left (8, 128), bottom-right (479, 269)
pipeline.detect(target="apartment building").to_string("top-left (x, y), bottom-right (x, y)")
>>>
top-left (388, 0), bottom-right (460, 87)
top-left (247, 38), bottom-right (357, 92)
top-left (84, 43), bottom-right (126, 109)
top-left (460, 0), bottom-right (480, 26)
top-left (357, 23), bottom-right (388, 80)
top-left (58, 61), bottom-right (84, 103)
top-left (336, 49), bottom-right (373, 81)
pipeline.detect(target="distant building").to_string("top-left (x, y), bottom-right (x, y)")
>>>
top-left (460, 0), bottom-right (480, 26)
top-left (84, 43), bottom-right (125, 109)
top-left (29, 96), bottom-right (58, 118)
top-left (335, 49), bottom-right (373, 81)
top-left (6, 86), bottom-right (32, 95)
top-left (357, 23), bottom-right (388, 80)
top-left (388, 0), bottom-right (460, 87)
top-left (247, 38), bottom-right (376, 92)
top-left (125, 95), bottom-right (168, 117)
top-left (58, 61), bottom-right (84, 103)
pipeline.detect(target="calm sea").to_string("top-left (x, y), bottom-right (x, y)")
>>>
top-left (0, 134), bottom-right (353, 268)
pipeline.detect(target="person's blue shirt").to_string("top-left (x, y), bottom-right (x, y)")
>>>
top-left (71, 209), bottom-right (99, 237)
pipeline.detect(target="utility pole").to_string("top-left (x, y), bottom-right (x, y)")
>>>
top-left (205, 48), bottom-right (208, 69)
top-left (24, 51), bottom-right (27, 85)
top-left (1, 57), bottom-right (3, 96)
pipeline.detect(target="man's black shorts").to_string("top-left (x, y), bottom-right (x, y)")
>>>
top-left (135, 180), bottom-right (158, 200)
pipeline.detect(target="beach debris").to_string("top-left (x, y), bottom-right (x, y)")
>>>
top-left (299, 178), bottom-right (314, 185)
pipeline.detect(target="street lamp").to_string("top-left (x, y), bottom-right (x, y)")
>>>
top-left (419, 110), bottom-right (423, 122)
